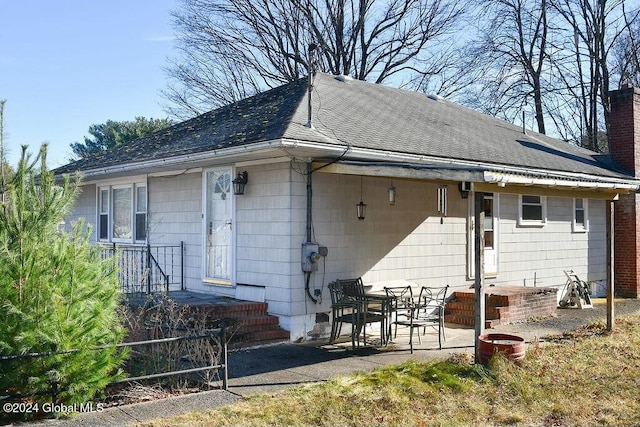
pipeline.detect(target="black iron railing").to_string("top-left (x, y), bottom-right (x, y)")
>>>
top-left (101, 242), bottom-right (184, 295)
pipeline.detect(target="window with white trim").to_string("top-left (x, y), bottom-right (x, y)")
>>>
top-left (518, 195), bottom-right (546, 226)
top-left (99, 189), bottom-right (109, 240)
top-left (97, 183), bottom-right (147, 243)
top-left (573, 198), bottom-right (588, 232)
top-left (135, 186), bottom-right (147, 241)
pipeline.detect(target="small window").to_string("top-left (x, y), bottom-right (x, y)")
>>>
top-left (135, 186), bottom-right (147, 241)
top-left (484, 194), bottom-right (494, 248)
top-left (99, 189), bottom-right (109, 240)
top-left (573, 198), bottom-right (588, 232)
top-left (519, 195), bottom-right (546, 226)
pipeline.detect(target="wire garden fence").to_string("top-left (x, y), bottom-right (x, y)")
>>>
top-left (1, 294), bottom-right (230, 422)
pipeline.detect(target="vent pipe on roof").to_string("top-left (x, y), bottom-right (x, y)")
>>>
top-left (522, 111), bottom-right (526, 134)
top-left (306, 43), bottom-right (318, 129)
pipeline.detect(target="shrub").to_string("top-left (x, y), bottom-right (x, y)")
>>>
top-left (120, 294), bottom-right (224, 389)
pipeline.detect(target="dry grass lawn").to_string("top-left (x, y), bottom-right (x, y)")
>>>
top-left (140, 314), bottom-right (640, 427)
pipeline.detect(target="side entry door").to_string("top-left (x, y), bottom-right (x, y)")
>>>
top-left (204, 168), bottom-right (233, 284)
top-left (469, 193), bottom-right (498, 277)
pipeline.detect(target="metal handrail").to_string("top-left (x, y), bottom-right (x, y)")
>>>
top-left (100, 242), bottom-right (183, 294)
top-left (148, 249), bottom-right (169, 293)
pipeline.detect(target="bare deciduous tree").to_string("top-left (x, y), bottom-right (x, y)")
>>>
top-left (462, 0), bottom-right (555, 135)
top-left (161, 0), bottom-right (640, 155)
top-left (613, 3), bottom-right (640, 87)
top-left (463, 0), bottom-right (639, 152)
top-left (163, 0), bottom-right (466, 119)
top-left (551, 0), bottom-right (640, 152)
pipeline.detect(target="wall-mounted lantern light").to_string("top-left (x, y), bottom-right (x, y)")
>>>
top-left (357, 176), bottom-right (367, 220)
top-left (233, 171), bottom-right (249, 195)
top-left (388, 183), bottom-right (396, 205)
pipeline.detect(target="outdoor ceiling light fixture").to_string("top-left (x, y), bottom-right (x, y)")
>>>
top-left (233, 171), bottom-right (249, 195)
top-left (357, 176), bottom-right (367, 220)
top-left (388, 182), bottom-right (396, 205)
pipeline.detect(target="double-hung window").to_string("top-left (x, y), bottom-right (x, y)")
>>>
top-left (518, 195), bottom-right (546, 226)
top-left (99, 189), bottom-right (109, 240)
top-left (135, 186), bottom-right (147, 241)
top-left (98, 182), bottom-right (147, 243)
top-left (573, 198), bottom-right (588, 232)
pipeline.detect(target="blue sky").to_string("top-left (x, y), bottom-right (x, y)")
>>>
top-left (0, 0), bottom-right (178, 168)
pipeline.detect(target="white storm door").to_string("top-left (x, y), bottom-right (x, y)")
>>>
top-left (204, 168), bottom-right (233, 284)
top-left (469, 193), bottom-right (499, 277)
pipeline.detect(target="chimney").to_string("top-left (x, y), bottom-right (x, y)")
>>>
top-left (609, 86), bottom-right (640, 297)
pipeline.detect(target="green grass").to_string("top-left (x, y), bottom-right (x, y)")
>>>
top-left (141, 313), bottom-right (640, 426)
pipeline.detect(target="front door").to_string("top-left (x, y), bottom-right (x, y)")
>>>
top-left (204, 168), bottom-right (233, 284)
top-left (469, 193), bottom-right (499, 277)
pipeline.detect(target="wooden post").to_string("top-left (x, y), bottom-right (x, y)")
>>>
top-left (607, 199), bottom-right (615, 331)
top-left (474, 191), bottom-right (485, 363)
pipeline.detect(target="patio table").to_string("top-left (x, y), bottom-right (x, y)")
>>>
top-left (363, 291), bottom-right (397, 345)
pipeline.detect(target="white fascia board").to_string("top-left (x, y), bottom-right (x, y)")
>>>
top-left (77, 140), bottom-right (287, 179)
top-left (74, 137), bottom-right (640, 192)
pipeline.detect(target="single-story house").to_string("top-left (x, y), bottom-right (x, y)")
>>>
top-left (55, 73), bottom-right (640, 341)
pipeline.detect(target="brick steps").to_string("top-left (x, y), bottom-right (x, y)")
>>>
top-left (186, 301), bottom-right (290, 347)
top-left (445, 286), bottom-right (558, 328)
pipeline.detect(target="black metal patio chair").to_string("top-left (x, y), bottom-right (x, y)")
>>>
top-left (329, 278), bottom-right (386, 348)
top-left (384, 285), bottom-right (414, 341)
top-left (395, 285), bottom-right (449, 353)
top-left (328, 280), bottom-right (360, 349)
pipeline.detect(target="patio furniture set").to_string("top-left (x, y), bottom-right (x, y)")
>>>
top-left (328, 278), bottom-right (449, 353)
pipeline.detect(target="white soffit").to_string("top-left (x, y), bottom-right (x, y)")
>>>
top-left (313, 160), bottom-right (640, 194)
top-left (483, 171), bottom-right (640, 192)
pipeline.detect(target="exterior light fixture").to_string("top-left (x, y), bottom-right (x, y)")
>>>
top-left (233, 171), bottom-right (249, 195)
top-left (458, 181), bottom-right (472, 199)
top-left (357, 176), bottom-right (367, 220)
top-left (388, 183), bottom-right (396, 205)
top-left (357, 200), bottom-right (367, 220)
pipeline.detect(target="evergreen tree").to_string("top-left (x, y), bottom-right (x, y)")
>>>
top-left (0, 145), bottom-right (125, 417)
top-left (70, 116), bottom-right (173, 159)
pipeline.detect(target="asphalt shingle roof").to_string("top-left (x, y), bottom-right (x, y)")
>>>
top-left (55, 72), bottom-right (629, 180)
top-left (55, 78), bottom-right (308, 174)
top-left (286, 74), bottom-right (626, 178)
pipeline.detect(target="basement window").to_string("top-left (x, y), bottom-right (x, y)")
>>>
top-left (518, 195), bottom-right (546, 226)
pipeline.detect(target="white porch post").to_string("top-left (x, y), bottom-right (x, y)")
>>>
top-left (607, 199), bottom-right (615, 331)
top-left (474, 191), bottom-right (485, 363)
